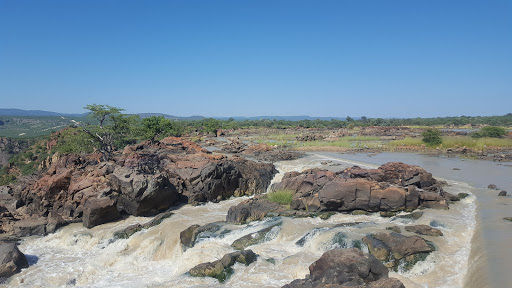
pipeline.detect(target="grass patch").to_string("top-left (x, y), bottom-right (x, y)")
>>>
top-left (267, 190), bottom-right (294, 206)
top-left (387, 136), bottom-right (512, 150)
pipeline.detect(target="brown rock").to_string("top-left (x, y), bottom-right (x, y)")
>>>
top-left (282, 248), bottom-right (404, 288)
top-left (82, 197), bottom-right (121, 228)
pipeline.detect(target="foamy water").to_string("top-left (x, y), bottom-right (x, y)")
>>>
top-left (4, 154), bottom-right (479, 288)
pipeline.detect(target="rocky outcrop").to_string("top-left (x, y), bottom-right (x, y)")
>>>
top-left (2, 137), bottom-right (277, 235)
top-left (405, 225), bottom-right (443, 236)
top-left (271, 163), bottom-right (447, 214)
top-left (0, 242), bottom-right (29, 278)
top-left (189, 249), bottom-right (258, 282)
top-left (362, 232), bottom-right (434, 271)
top-left (283, 248), bottom-right (404, 288)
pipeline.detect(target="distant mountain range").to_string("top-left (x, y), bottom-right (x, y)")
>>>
top-left (0, 109), bottom-right (349, 121)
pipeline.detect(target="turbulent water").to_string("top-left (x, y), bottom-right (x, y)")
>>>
top-left (6, 152), bottom-right (506, 288)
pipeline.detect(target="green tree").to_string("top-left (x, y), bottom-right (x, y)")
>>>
top-left (202, 118), bottom-right (221, 135)
top-left (422, 128), bottom-right (442, 146)
top-left (142, 116), bottom-right (183, 142)
top-left (81, 104), bottom-right (127, 160)
top-left (472, 126), bottom-right (507, 138)
top-left (84, 104), bottom-right (124, 128)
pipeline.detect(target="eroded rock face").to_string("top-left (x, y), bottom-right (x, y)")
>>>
top-left (283, 248), bottom-right (405, 288)
top-left (3, 137), bottom-right (277, 234)
top-left (362, 232), bottom-right (434, 271)
top-left (0, 243), bottom-right (29, 278)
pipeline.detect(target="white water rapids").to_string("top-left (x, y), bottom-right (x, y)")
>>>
top-left (4, 154), bottom-right (478, 288)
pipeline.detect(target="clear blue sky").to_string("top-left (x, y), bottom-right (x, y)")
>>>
top-left (1, 0), bottom-right (510, 118)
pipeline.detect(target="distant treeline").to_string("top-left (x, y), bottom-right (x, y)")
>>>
top-left (184, 113), bottom-right (512, 130)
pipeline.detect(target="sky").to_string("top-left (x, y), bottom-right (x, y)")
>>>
top-left (0, 0), bottom-right (511, 118)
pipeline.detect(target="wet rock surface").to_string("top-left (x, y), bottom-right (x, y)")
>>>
top-left (231, 222), bottom-right (282, 250)
top-left (113, 211), bottom-right (173, 239)
top-left (282, 248), bottom-right (405, 288)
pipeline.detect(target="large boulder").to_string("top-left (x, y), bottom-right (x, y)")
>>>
top-left (283, 248), bottom-right (404, 288)
top-left (0, 243), bottom-right (29, 278)
top-left (110, 168), bottom-right (179, 216)
top-left (82, 197), bottom-right (121, 228)
top-left (362, 232), bottom-right (434, 271)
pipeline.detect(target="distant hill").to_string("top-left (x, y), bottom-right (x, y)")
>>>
top-left (0, 109), bottom-right (348, 121)
top-left (0, 109), bottom-right (86, 117)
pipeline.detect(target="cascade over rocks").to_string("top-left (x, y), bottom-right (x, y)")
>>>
top-left (226, 162), bottom-right (449, 224)
top-left (1, 137), bottom-right (277, 234)
top-left (283, 248), bottom-right (405, 288)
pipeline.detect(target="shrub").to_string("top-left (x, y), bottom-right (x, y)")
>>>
top-left (267, 190), bottom-right (294, 206)
top-left (471, 126), bottom-right (507, 138)
top-left (422, 128), bottom-right (442, 146)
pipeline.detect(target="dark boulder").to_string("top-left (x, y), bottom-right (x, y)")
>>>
top-left (189, 249), bottom-right (258, 282)
top-left (498, 190), bottom-right (507, 196)
top-left (0, 243), bottom-right (29, 278)
top-left (82, 197), bottom-right (121, 228)
top-left (282, 248), bottom-right (404, 288)
top-left (110, 168), bottom-right (179, 216)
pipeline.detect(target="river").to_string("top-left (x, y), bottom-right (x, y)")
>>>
top-left (3, 152), bottom-right (511, 287)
